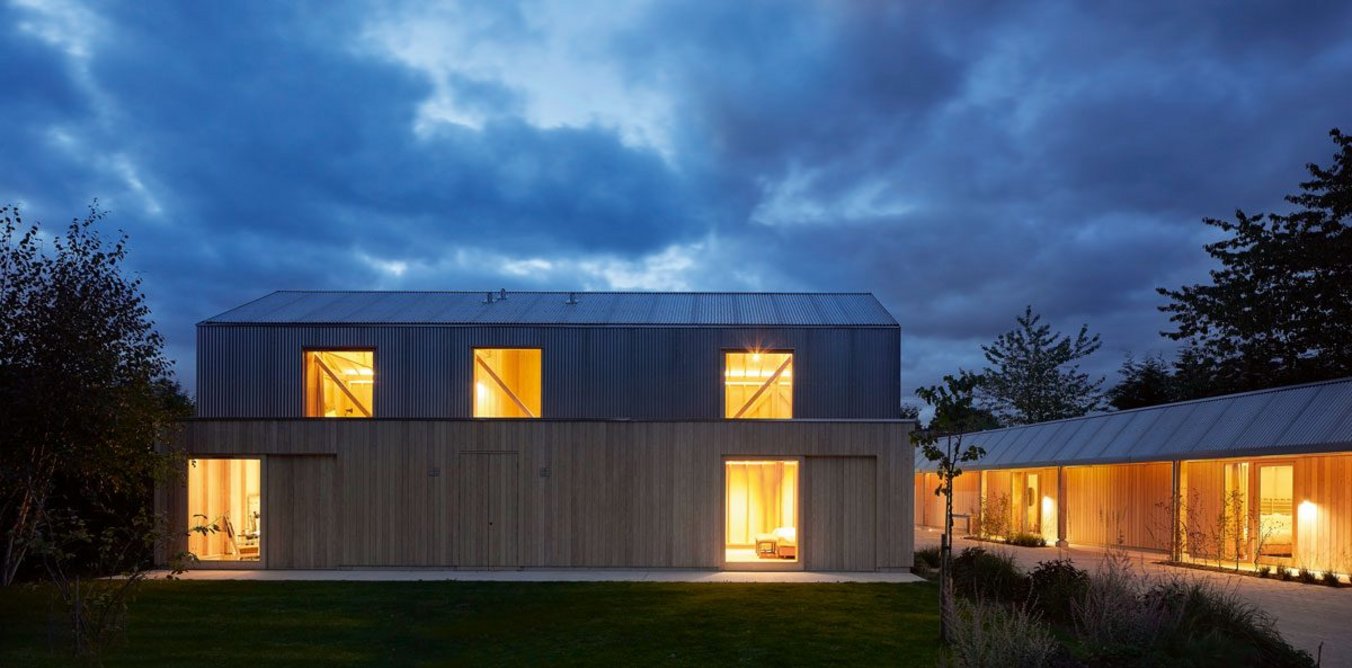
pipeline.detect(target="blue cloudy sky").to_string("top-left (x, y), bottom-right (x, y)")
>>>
top-left (4, 1), bottom-right (1351, 403)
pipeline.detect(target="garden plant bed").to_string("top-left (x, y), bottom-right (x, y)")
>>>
top-left (0, 580), bottom-right (942, 666)
top-left (1156, 559), bottom-right (1351, 588)
top-left (943, 546), bottom-right (1318, 666)
top-left (962, 534), bottom-right (1050, 548)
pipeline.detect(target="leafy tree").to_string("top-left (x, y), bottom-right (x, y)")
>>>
top-left (913, 372), bottom-right (987, 644)
top-left (1, 204), bottom-right (188, 592)
top-left (1107, 354), bottom-right (1179, 410)
top-left (1107, 348), bottom-right (1224, 410)
top-left (976, 306), bottom-right (1105, 424)
top-left (1158, 128), bottom-right (1352, 393)
top-left (899, 403), bottom-right (921, 421)
top-left (932, 399), bottom-right (1001, 432)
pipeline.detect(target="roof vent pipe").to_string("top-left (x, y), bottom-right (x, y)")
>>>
top-left (499, 288), bottom-right (508, 301)
top-left (565, 292), bottom-right (578, 305)
top-left (483, 291), bottom-right (494, 304)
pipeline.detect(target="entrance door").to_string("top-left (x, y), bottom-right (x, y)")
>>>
top-left (456, 453), bottom-right (519, 567)
top-left (266, 456), bottom-right (338, 569)
top-left (1025, 473), bottom-right (1041, 535)
top-left (803, 457), bottom-right (876, 571)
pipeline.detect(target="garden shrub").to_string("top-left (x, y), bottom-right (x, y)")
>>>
top-left (947, 599), bottom-right (1058, 668)
top-left (1298, 568), bottom-right (1318, 584)
top-left (1028, 559), bottom-right (1088, 626)
top-left (1007, 533), bottom-right (1047, 548)
top-left (952, 547), bottom-right (1029, 604)
top-left (1145, 578), bottom-right (1315, 667)
top-left (1073, 551), bottom-right (1171, 661)
top-left (915, 546), bottom-right (941, 569)
top-left (1069, 552), bottom-right (1315, 666)
top-left (1320, 570), bottom-right (1340, 587)
top-left (1256, 565), bottom-right (1271, 578)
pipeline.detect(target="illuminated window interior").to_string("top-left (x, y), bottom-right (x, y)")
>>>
top-left (305, 350), bottom-right (374, 418)
top-left (725, 460), bottom-right (798, 563)
top-left (187, 459), bottom-right (261, 562)
top-left (724, 351), bottom-right (793, 419)
top-left (1258, 464), bottom-right (1294, 559)
top-left (473, 348), bottom-right (542, 418)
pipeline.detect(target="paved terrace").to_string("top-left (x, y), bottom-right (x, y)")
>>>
top-left (916, 527), bottom-right (1352, 667)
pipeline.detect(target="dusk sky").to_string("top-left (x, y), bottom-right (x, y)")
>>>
top-left (4, 1), bottom-right (1351, 404)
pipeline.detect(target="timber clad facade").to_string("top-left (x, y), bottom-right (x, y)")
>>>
top-left (916, 378), bottom-right (1352, 577)
top-left (163, 291), bottom-right (913, 571)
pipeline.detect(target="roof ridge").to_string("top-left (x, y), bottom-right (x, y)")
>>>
top-left (199, 290), bottom-right (899, 326)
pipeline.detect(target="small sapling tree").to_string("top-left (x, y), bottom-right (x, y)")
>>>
top-left (913, 371), bottom-right (987, 644)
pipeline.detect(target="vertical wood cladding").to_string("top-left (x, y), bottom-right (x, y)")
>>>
top-left (168, 419), bottom-right (911, 570)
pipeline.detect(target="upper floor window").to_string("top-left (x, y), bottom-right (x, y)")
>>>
top-left (305, 350), bottom-right (374, 418)
top-left (474, 348), bottom-right (542, 418)
top-left (725, 351), bottom-right (793, 419)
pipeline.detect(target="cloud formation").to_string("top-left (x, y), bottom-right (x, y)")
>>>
top-left (3, 0), bottom-right (1350, 402)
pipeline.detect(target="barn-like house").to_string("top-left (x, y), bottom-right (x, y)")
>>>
top-left (161, 290), bottom-right (914, 571)
top-left (916, 378), bottom-right (1352, 576)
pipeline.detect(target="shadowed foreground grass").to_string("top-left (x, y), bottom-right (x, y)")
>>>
top-left (1, 580), bottom-right (940, 666)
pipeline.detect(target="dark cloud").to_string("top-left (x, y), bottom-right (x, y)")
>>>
top-left (2, 1), bottom-right (1350, 402)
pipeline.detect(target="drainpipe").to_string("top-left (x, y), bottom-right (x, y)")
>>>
top-left (1056, 466), bottom-right (1068, 548)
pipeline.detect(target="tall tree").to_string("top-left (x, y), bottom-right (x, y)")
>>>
top-left (913, 372), bottom-right (986, 645)
top-left (1107, 354), bottom-right (1179, 410)
top-left (977, 306), bottom-right (1105, 425)
top-left (1158, 128), bottom-right (1352, 393)
top-left (0, 204), bottom-right (188, 587)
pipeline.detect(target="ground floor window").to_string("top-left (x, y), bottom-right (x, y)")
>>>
top-left (1257, 464), bottom-right (1294, 559)
top-left (187, 458), bottom-right (262, 562)
top-left (725, 460), bottom-right (798, 563)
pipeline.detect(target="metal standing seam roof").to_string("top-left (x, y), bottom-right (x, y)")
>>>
top-left (918, 377), bottom-right (1352, 472)
top-left (199, 291), bottom-right (900, 327)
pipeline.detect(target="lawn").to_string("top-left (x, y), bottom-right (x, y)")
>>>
top-left (0, 580), bottom-right (940, 666)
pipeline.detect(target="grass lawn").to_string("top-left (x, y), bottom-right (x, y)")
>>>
top-left (0, 580), bottom-right (940, 666)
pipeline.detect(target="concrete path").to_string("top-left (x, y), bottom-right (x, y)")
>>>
top-left (152, 568), bottom-right (924, 584)
top-left (916, 528), bottom-right (1352, 666)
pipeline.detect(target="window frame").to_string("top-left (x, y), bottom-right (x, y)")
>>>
top-left (721, 348), bottom-right (796, 420)
top-left (184, 456), bottom-right (266, 569)
top-left (470, 346), bottom-right (544, 419)
top-left (721, 455), bottom-right (804, 571)
top-left (302, 347), bottom-right (377, 419)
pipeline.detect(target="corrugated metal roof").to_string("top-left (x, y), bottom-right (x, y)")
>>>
top-left (920, 377), bottom-right (1352, 471)
top-left (200, 291), bottom-right (900, 327)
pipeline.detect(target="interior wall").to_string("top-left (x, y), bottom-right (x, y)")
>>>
top-left (185, 458), bottom-right (261, 561)
top-left (913, 472), bottom-right (981, 531)
top-left (724, 461), bottom-right (798, 546)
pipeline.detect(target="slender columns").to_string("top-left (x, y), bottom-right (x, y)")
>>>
top-left (978, 469), bottom-right (987, 536)
top-left (1170, 459), bottom-right (1183, 562)
top-left (1056, 466), bottom-right (1068, 548)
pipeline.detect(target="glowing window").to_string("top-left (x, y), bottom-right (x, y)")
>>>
top-left (187, 458), bottom-right (261, 562)
top-left (724, 351), bottom-right (793, 419)
top-left (474, 348), bottom-right (542, 418)
top-left (305, 350), bottom-right (374, 418)
top-left (725, 460), bottom-right (799, 563)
